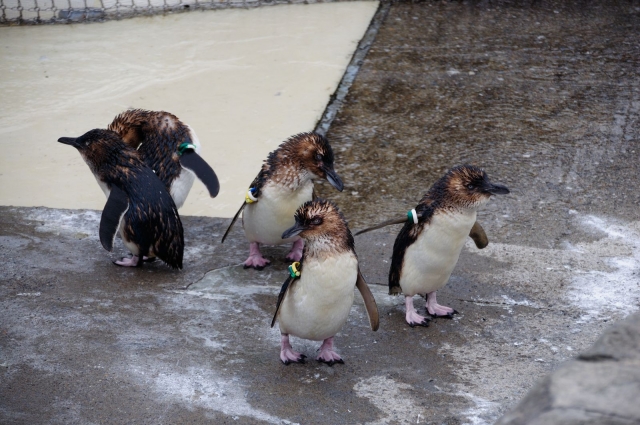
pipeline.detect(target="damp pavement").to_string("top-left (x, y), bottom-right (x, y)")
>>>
top-left (2, 1), bottom-right (640, 424)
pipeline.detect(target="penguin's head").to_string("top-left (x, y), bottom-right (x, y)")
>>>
top-left (444, 165), bottom-right (510, 208)
top-left (282, 133), bottom-right (344, 192)
top-left (58, 129), bottom-right (126, 170)
top-left (282, 199), bottom-right (353, 248)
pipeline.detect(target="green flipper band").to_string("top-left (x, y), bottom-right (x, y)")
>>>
top-left (288, 262), bottom-right (301, 278)
top-left (407, 209), bottom-right (419, 224)
top-left (178, 142), bottom-right (197, 156)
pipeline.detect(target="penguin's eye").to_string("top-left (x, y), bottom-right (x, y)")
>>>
top-left (467, 184), bottom-right (475, 190)
top-left (315, 154), bottom-right (323, 161)
top-left (311, 217), bottom-right (322, 226)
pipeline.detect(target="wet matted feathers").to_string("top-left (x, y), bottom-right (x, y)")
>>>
top-left (109, 109), bottom-right (220, 201)
top-left (221, 132), bottom-right (343, 244)
top-left (389, 165), bottom-right (508, 295)
top-left (99, 186), bottom-right (129, 252)
top-left (57, 129), bottom-right (184, 269)
top-left (272, 199), bottom-right (377, 365)
top-left (387, 165), bottom-right (509, 325)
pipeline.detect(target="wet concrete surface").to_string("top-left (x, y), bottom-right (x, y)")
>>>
top-left (2, 1), bottom-right (640, 424)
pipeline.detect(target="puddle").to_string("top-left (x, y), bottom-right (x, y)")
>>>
top-left (0, 1), bottom-right (379, 217)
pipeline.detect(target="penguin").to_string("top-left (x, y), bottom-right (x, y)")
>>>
top-left (58, 129), bottom-right (184, 269)
top-left (221, 133), bottom-right (344, 270)
top-left (108, 109), bottom-right (219, 209)
top-left (271, 199), bottom-right (379, 365)
top-left (388, 165), bottom-right (509, 327)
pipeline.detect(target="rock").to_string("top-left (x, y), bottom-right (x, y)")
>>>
top-left (497, 313), bottom-right (640, 425)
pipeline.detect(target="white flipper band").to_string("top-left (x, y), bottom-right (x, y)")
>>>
top-left (408, 209), bottom-right (419, 224)
top-left (245, 188), bottom-right (258, 204)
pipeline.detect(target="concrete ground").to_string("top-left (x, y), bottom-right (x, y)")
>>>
top-left (2, 1), bottom-right (640, 424)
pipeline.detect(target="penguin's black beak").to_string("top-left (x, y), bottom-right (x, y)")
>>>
top-left (324, 167), bottom-right (344, 192)
top-left (282, 222), bottom-right (307, 240)
top-left (483, 181), bottom-right (510, 195)
top-left (57, 137), bottom-right (80, 148)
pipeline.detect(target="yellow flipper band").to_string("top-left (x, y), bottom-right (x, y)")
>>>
top-left (245, 188), bottom-right (258, 204)
top-left (288, 262), bottom-right (301, 278)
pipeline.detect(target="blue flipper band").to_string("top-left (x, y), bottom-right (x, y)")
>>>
top-left (245, 188), bottom-right (258, 204)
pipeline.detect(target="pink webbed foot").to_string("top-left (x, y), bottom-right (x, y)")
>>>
top-left (114, 255), bottom-right (141, 267)
top-left (316, 337), bottom-right (344, 366)
top-left (426, 291), bottom-right (458, 318)
top-left (243, 242), bottom-right (271, 270)
top-left (285, 239), bottom-right (304, 262)
top-left (142, 256), bottom-right (156, 263)
top-left (280, 334), bottom-right (305, 365)
top-left (405, 295), bottom-right (430, 327)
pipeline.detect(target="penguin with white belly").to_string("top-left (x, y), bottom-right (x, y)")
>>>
top-left (108, 109), bottom-right (219, 209)
top-left (271, 199), bottom-right (379, 365)
top-left (387, 165), bottom-right (509, 327)
top-left (58, 129), bottom-right (184, 269)
top-left (221, 133), bottom-right (344, 269)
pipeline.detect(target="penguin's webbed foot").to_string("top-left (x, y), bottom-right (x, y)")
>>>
top-left (427, 307), bottom-right (458, 319)
top-left (244, 242), bottom-right (271, 270)
top-left (114, 255), bottom-right (141, 267)
top-left (142, 256), bottom-right (157, 263)
top-left (316, 353), bottom-right (344, 366)
top-left (285, 239), bottom-right (304, 262)
top-left (405, 295), bottom-right (430, 327)
top-left (406, 310), bottom-right (431, 327)
top-left (280, 334), bottom-right (305, 365)
top-left (316, 337), bottom-right (344, 366)
top-left (243, 256), bottom-right (271, 270)
top-left (426, 292), bottom-right (458, 318)
top-left (281, 350), bottom-right (306, 365)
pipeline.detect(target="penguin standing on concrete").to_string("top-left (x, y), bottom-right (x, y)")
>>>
top-left (221, 133), bottom-right (344, 269)
top-left (388, 165), bottom-right (509, 326)
top-left (271, 199), bottom-right (379, 365)
top-left (58, 129), bottom-right (184, 269)
top-left (108, 109), bottom-right (219, 209)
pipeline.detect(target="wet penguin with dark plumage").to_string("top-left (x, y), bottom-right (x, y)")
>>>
top-left (389, 165), bottom-right (509, 326)
top-left (271, 199), bottom-right (379, 365)
top-left (58, 129), bottom-right (184, 269)
top-left (108, 109), bottom-right (220, 209)
top-left (221, 133), bottom-right (344, 269)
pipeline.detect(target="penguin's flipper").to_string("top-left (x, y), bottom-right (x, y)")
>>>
top-left (356, 268), bottom-right (380, 331)
top-left (179, 150), bottom-right (220, 198)
top-left (469, 221), bottom-right (489, 249)
top-left (354, 217), bottom-right (407, 236)
top-left (221, 202), bottom-right (247, 243)
top-left (271, 275), bottom-right (296, 328)
top-left (99, 186), bottom-right (129, 252)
